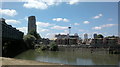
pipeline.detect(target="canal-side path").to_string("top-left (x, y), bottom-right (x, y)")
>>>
top-left (1, 57), bottom-right (63, 65)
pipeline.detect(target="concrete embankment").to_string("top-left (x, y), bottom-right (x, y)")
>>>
top-left (1, 57), bottom-right (63, 65)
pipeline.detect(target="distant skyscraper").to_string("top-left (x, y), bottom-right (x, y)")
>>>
top-left (84, 33), bottom-right (88, 39)
top-left (28, 16), bottom-right (36, 33)
top-left (83, 33), bottom-right (88, 44)
top-left (68, 27), bottom-right (71, 35)
top-left (93, 33), bottom-right (97, 39)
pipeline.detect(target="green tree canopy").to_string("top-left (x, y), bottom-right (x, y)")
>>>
top-left (23, 34), bottom-right (36, 48)
top-left (105, 35), bottom-right (119, 38)
top-left (28, 29), bottom-right (41, 40)
top-left (49, 41), bottom-right (58, 51)
top-left (97, 34), bottom-right (104, 38)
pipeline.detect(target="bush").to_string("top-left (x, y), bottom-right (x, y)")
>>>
top-left (40, 44), bottom-right (47, 51)
top-left (49, 42), bottom-right (58, 51)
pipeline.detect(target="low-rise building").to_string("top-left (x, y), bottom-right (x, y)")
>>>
top-left (55, 34), bottom-right (79, 45)
top-left (90, 37), bottom-right (119, 48)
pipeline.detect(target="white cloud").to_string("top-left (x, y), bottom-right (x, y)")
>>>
top-left (99, 14), bottom-right (102, 16)
top-left (24, 16), bottom-right (28, 21)
top-left (53, 18), bottom-right (62, 22)
top-left (83, 21), bottom-right (90, 24)
top-left (17, 27), bottom-right (27, 35)
top-left (92, 24), bottom-right (117, 30)
top-left (23, 0), bottom-right (61, 10)
top-left (51, 25), bottom-right (68, 30)
top-left (23, 0), bottom-right (48, 10)
top-left (22, 0), bottom-right (119, 10)
top-left (52, 18), bottom-right (69, 22)
top-left (36, 21), bottom-right (51, 33)
top-left (94, 16), bottom-right (99, 19)
top-left (101, 24), bottom-right (116, 28)
top-left (67, 0), bottom-right (80, 5)
top-left (36, 21), bottom-right (52, 27)
top-left (6, 19), bottom-right (21, 24)
top-left (0, 9), bottom-right (17, 16)
top-left (63, 18), bottom-right (69, 22)
top-left (37, 28), bottom-right (49, 33)
top-left (92, 26), bottom-right (102, 30)
top-left (93, 13), bottom-right (103, 19)
top-left (74, 23), bottom-right (80, 25)
top-left (59, 33), bottom-right (67, 35)
top-left (1, 0), bottom-right (120, 2)
top-left (45, 33), bottom-right (56, 39)
top-left (41, 29), bottom-right (49, 32)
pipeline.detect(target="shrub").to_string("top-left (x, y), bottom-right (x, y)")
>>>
top-left (40, 44), bottom-right (47, 51)
top-left (49, 42), bottom-right (58, 51)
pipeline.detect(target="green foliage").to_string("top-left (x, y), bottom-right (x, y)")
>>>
top-left (105, 36), bottom-right (119, 38)
top-left (35, 44), bottom-right (47, 51)
top-left (23, 34), bottom-right (36, 48)
top-left (35, 48), bottom-right (42, 52)
top-left (49, 41), bottom-right (58, 51)
top-left (40, 45), bottom-right (47, 51)
top-left (28, 29), bottom-right (41, 40)
top-left (97, 34), bottom-right (104, 38)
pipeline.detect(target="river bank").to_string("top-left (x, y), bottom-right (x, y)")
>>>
top-left (1, 57), bottom-right (63, 65)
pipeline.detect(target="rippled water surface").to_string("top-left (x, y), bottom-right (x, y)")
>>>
top-left (15, 49), bottom-right (119, 65)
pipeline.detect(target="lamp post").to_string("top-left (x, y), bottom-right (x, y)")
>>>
top-left (68, 27), bottom-right (71, 35)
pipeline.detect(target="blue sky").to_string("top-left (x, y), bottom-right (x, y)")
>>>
top-left (0, 1), bottom-right (119, 39)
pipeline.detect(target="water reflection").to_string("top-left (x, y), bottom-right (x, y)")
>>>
top-left (15, 50), bottom-right (119, 65)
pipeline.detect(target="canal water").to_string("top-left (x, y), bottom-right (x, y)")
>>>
top-left (15, 49), bottom-right (119, 65)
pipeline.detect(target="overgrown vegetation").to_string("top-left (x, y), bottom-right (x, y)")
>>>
top-left (49, 41), bottom-right (59, 51)
top-left (23, 30), bottom-right (58, 51)
top-left (40, 44), bottom-right (47, 51)
top-left (23, 34), bottom-right (36, 49)
top-left (35, 41), bottom-right (59, 51)
top-left (23, 29), bottom-right (42, 49)
top-left (28, 29), bottom-right (41, 40)
top-left (96, 34), bottom-right (104, 38)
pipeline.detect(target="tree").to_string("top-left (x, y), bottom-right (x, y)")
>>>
top-left (28, 29), bottom-right (41, 40)
top-left (97, 34), bottom-right (104, 38)
top-left (106, 35), bottom-right (119, 38)
top-left (49, 41), bottom-right (58, 51)
top-left (23, 34), bottom-right (36, 49)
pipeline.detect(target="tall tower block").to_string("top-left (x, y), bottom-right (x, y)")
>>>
top-left (28, 16), bottom-right (36, 33)
top-left (84, 33), bottom-right (88, 43)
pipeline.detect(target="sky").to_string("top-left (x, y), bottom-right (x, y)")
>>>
top-left (0, 0), bottom-right (119, 39)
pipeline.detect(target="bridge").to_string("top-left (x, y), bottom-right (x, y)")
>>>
top-left (1, 18), bottom-right (23, 41)
top-left (1, 18), bottom-right (27, 57)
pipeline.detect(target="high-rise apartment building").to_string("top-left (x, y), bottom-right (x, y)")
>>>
top-left (84, 33), bottom-right (88, 39)
top-left (83, 33), bottom-right (88, 43)
top-left (94, 33), bottom-right (97, 39)
top-left (28, 16), bottom-right (36, 33)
